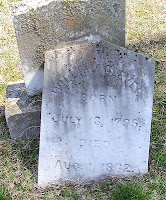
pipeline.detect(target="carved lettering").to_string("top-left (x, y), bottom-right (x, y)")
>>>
top-left (52, 114), bottom-right (60, 123)
top-left (73, 163), bottom-right (80, 171)
top-left (109, 95), bottom-right (117, 102)
top-left (81, 94), bottom-right (117, 103)
top-left (59, 80), bottom-right (69, 89)
top-left (80, 139), bottom-right (86, 147)
top-left (55, 161), bottom-right (81, 171)
top-left (94, 117), bottom-right (101, 125)
top-left (64, 162), bottom-right (70, 170)
top-left (106, 163), bottom-right (113, 172)
top-left (112, 116), bottom-right (145, 129)
top-left (103, 63), bottom-right (144, 94)
top-left (81, 93), bottom-right (87, 101)
top-left (95, 140), bottom-right (101, 147)
top-left (55, 160), bottom-right (62, 169)
top-left (131, 119), bottom-right (138, 127)
top-left (100, 95), bottom-right (106, 103)
top-left (103, 141), bottom-right (110, 148)
top-left (62, 116), bottom-right (68, 123)
top-left (70, 117), bottom-right (75, 125)
top-left (123, 164), bottom-right (131, 172)
top-left (102, 163), bottom-right (131, 173)
top-left (123, 119), bottom-right (130, 127)
top-left (80, 139), bottom-right (110, 148)
top-left (51, 113), bottom-right (145, 129)
top-left (51, 55), bottom-right (144, 97)
top-left (51, 83), bottom-right (62, 95)
top-left (115, 164), bottom-right (122, 172)
top-left (115, 117), bottom-right (122, 124)
top-left (94, 117), bottom-right (103, 127)
top-left (51, 114), bottom-right (81, 126)
top-left (90, 94), bottom-right (96, 101)
top-left (76, 117), bottom-right (81, 125)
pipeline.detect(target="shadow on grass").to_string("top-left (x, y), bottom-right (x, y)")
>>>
top-left (0, 106), bottom-right (10, 140)
top-left (12, 137), bottom-right (39, 178)
top-left (126, 34), bottom-right (166, 59)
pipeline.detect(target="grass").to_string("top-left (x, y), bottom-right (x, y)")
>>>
top-left (111, 182), bottom-right (150, 200)
top-left (0, 0), bottom-right (23, 104)
top-left (0, 0), bottom-right (166, 199)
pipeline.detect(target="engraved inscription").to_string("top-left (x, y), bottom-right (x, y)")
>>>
top-left (54, 161), bottom-right (132, 174)
top-left (102, 163), bottom-right (131, 173)
top-left (80, 139), bottom-right (110, 148)
top-left (81, 93), bottom-right (117, 103)
top-left (50, 43), bottom-right (146, 97)
top-left (48, 112), bottom-right (145, 129)
top-left (93, 117), bottom-right (103, 127)
top-left (111, 116), bottom-right (145, 129)
top-left (104, 49), bottom-right (145, 95)
top-left (51, 58), bottom-right (100, 95)
top-left (49, 113), bottom-right (81, 126)
top-left (55, 160), bottom-right (81, 171)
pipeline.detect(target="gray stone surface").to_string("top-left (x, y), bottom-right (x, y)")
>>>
top-left (12, 0), bottom-right (126, 96)
top-left (5, 81), bottom-right (41, 139)
top-left (38, 38), bottom-right (155, 186)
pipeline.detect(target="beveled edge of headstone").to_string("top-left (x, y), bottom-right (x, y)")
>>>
top-left (105, 40), bottom-right (156, 65)
top-left (45, 35), bottom-right (102, 57)
top-left (45, 36), bottom-right (156, 66)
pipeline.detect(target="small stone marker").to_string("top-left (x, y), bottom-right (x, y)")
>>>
top-left (38, 38), bottom-right (155, 186)
top-left (12, 0), bottom-right (126, 96)
top-left (5, 81), bottom-right (41, 139)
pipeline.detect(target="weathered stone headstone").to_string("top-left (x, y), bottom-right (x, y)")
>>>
top-left (38, 38), bottom-right (155, 186)
top-left (5, 81), bottom-right (41, 139)
top-left (12, 0), bottom-right (126, 96)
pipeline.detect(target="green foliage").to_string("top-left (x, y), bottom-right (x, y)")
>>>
top-left (0, 187), bottom-right (12, 200)
top-left (0, 85), bottom-right (6, 104)
top-left (0, 132), bottom-right (10, 140)
top-left (14, 183), bottom-right (23, 191)
top-left (2, 161), bottom-right (11, 168)
top-left (154, 152), bottom-right (165, 165)
top-left (60, 188), bottom-right (79, 199)
top-left (111, 182), bottom-right (150, 200)
top-left (150, 91), bottom-right (166, 168)
top-left (148, 179), bottom-right (166, 195)
top-left (0, 196), bottom-right (9, 200)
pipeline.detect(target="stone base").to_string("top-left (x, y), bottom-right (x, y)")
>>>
top-left (5, 81), bottom-right (41, 139)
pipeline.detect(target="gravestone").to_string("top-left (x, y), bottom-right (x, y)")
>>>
top-left (5, 81), bottom-right (41, 139)
top-left (38, 38), bottom-right (155, 186)
top-left (12, 0), bottom-right (126, 96)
